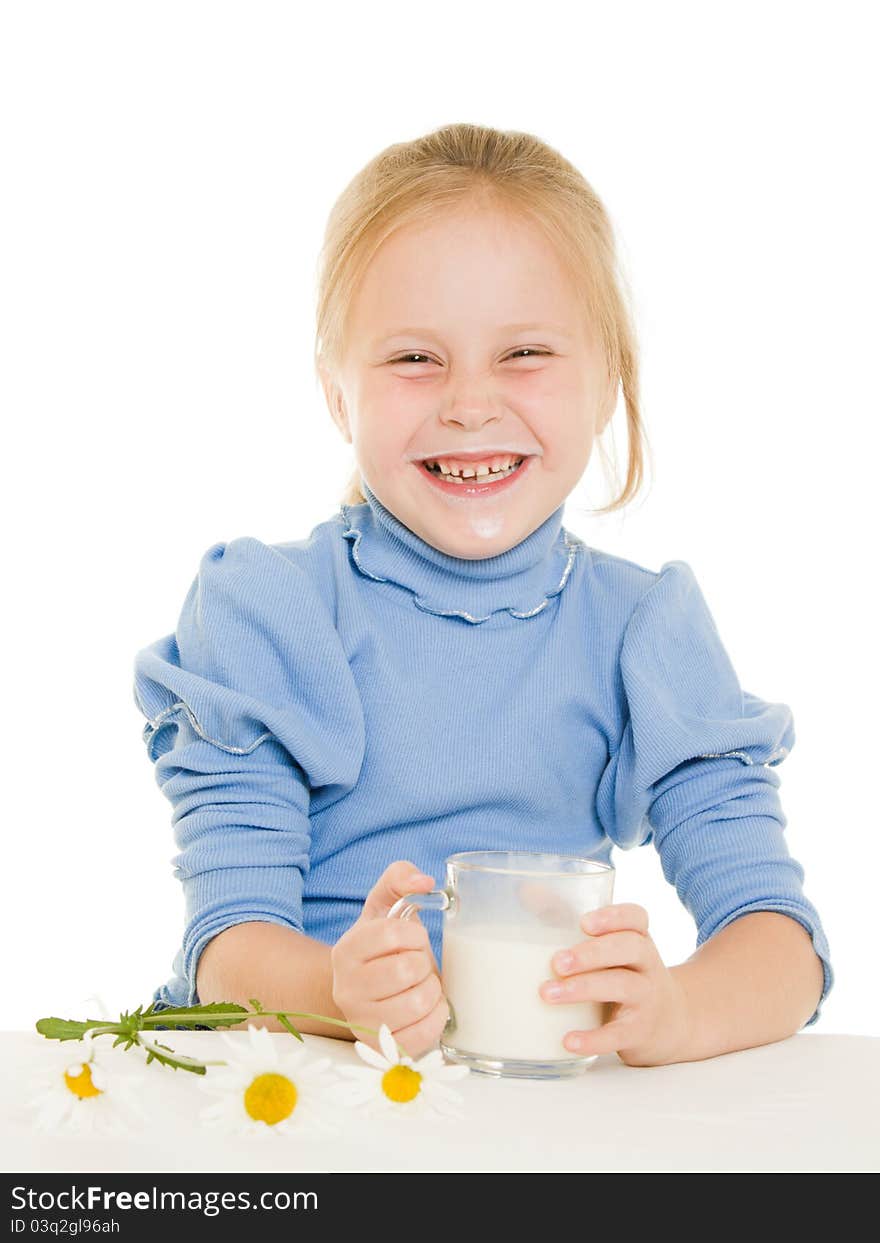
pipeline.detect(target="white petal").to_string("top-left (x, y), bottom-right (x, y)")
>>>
top-left (65, 1107), bottom-right (93, 1137)
top-left (434, 1064), bottom-right (471, 1082)
top-left (290, 1040), bottom-right (317, 1062)
top-left (300, 1056), bottom-right (333, 1077)
top-left (198, 1065), bottom-right (242, 1085)
top-left (327, 1081), bottom-right (378, 1107)
top-left (378, 1025), bottom-right (401, 1064)
top-left (413, 1049), bottom-right (445, 1073)
top-left (335, 1064), bottom-right (380, 1081)
top-left (197, 1076), bottom-right (238, 1098)
top-left (65, 1063), bottom-right (84, 1078)
top-left (421, 1082), bottom-right (465, 1105)
top-left (33, 1095), bottom-right (74, 1131)
top-left (22, 1092), bottom-right (53, 1110)
top-left (248, 1024), bottom-right (277, 1050)
top-left (219, 1031), bottom-right (247, 1055)
top-left (274, 1050), bottom-right (311, 1078)
top-left (354, 1040), bottom-right (391, 1071)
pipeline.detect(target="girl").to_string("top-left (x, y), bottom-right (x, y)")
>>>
top-left (134, 122), bottom-right (831, 1067)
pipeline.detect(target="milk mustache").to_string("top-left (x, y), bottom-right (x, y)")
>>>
top-left (442, 921), bottom-right (606, 1061)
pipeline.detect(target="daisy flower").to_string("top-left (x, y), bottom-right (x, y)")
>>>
top-left (328, 1024), bottom-right (470, 1121)
top-left (197, 1023), bottom-right (339, 1138)
top-left (24, 1030), bottom-right (147, 1137)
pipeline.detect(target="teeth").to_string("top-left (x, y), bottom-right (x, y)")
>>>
top-left (423, 457), bottom-right (525, 484)
top-left (423, 456), bottom-right (524, 477)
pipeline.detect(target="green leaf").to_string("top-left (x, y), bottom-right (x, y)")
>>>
top-left (35, 1018), bottom-right (117, 1042)
top-left (139, 1038), bottom-right (208, 1075)
top-left (276, 1012), bottom-right (305, 1042)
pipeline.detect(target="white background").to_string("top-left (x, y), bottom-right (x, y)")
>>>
top-left (2, 1), bottom-right (876, 1037)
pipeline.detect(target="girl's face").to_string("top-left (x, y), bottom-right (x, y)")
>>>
top-left (322, 201), bottom-right (613, 558)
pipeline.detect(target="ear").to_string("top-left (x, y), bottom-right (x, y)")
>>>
top-left (319, 366), bottom-right (352, 444)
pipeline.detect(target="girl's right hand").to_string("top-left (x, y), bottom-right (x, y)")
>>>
top-left (330, 860), bottom-right (450, 1060)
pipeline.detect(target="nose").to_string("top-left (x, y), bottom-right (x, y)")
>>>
top-left (441, 376), bottom-right (502, 431)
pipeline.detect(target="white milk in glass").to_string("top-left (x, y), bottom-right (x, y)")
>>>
top-left (442, 921), bottom-right (606, 1062)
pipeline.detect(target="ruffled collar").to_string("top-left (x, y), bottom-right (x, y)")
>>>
top-left (339, 480), bottom-right (580, 624)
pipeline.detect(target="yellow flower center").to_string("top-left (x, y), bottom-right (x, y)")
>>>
top-left (64, 1063), bottom-right (102, 1099)
top-left (243, 1072), bottom-right (298, 1125)
top-left (381, 1064), bottom-right (423, 1103)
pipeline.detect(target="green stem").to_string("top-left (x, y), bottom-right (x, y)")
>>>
top-left (139, 1009), bottom-right (379, 1038)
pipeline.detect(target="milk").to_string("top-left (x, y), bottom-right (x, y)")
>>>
top-left (441, 921), bottom-right (606, 1062)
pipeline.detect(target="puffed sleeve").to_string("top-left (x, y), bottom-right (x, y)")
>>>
top-left (133, 536), bottom-right (365, 1006)
top-left (596, 560), bottom-right (833, 1027)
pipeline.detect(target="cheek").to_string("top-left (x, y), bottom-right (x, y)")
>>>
top-left (522, 392), bottom-right (595, 447)
top-left (361, 372), bottom-right (434, 415)
top-left (350, 391), bottom-right (422, 462)
top-left (516, 371), bottom-right (593, 419)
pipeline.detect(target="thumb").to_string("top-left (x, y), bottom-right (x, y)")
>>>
top-left (361, 860), bottom-right (436, 921)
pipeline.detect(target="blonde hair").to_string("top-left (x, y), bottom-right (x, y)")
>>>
top-left (314, 122), bottom-right (650, 515)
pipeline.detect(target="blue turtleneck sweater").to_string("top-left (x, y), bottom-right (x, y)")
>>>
top-left (133, 482), bottom-right (833, 1024)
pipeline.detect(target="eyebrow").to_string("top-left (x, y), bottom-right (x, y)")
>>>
top-left (375, 323), bottom-right (576, 345)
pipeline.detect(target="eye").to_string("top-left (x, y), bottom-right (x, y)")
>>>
top-left (389, 352), bottom-right (438, 365)
top-left (507, 348), bottom-right (552, 360)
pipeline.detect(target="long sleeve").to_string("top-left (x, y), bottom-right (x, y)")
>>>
top-left (133, 536), bottom-right (365, 1006)
top-left (596, 560), bottom-right (832, 1027)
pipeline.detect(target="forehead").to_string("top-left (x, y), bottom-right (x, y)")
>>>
top-left (352, 205), bottom-right (582, 332)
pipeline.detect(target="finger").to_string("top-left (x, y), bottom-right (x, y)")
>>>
top-left (364, 972), bottom-right (444, 1037)
top-left (539, 966), bottom-right (644, 1007)
top-left (391, 991), bottom-right (451, 1060)
top-left (359, 949), bottom-right (436, 1002)
top-left (361, 860), bottom-right (436, 921)
top-left (549, 929), bottom-right (652, 978)
top-left (561, 1016), bottom-right (635, 1058)
top-left (580, 903), bottom-right (650, 937)
top-left (348, 917), bottom-right (432, 965)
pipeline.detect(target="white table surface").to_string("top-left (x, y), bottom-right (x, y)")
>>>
top-left (2, 1030), bottom-right (878, 1174)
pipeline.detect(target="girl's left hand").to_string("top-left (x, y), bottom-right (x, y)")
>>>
top-left (539, 903), bottom-right (693, 1067)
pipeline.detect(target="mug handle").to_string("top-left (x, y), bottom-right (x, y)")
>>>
top-left (387, 889), bottom-right (453, 920)
top-left (387, 889), bottom-right (458, 1038)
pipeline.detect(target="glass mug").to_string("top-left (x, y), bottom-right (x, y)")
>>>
top-left (387, 850), bottom-right (615, 1079)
